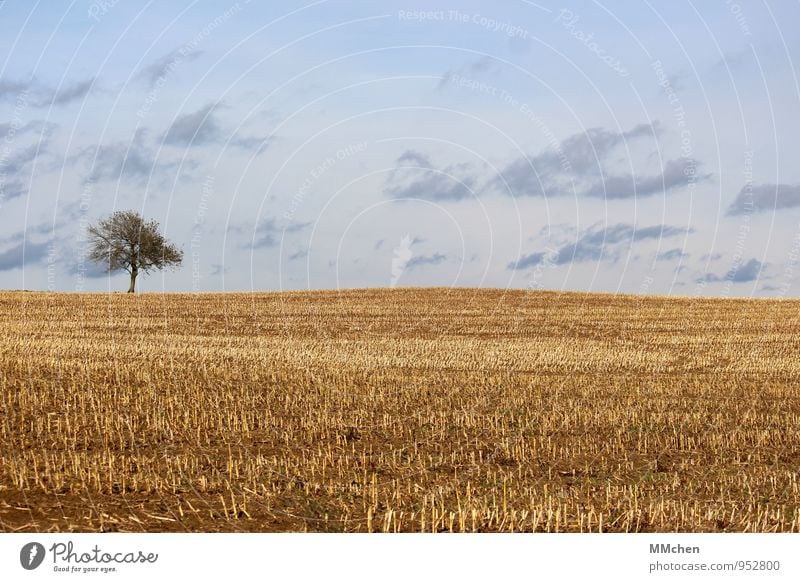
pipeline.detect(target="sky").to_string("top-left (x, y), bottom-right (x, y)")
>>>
top-left (1, 0), bottom-right (799, 296)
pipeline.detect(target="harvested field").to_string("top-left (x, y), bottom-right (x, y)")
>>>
top-left (0, 288), bottom-right (798, 532)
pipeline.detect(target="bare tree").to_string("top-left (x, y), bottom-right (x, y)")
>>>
top-left (87, 210), bottom-right (183, 293)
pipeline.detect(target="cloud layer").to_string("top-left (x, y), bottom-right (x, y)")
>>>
top-left (727, 183), bottom-right (800, 215)
top-left (163, 103), bottom-right (273, 152)
top-left (0, 77), bottom-right (94, 107)
top-left (509, 223), bottom-right (692, 269)
top-left (493, 122), bottom-right (709, 200)
top-left (384, 151), bottom-right (478, 202)
top-left (700, 258), bottom-right (764, 283)
top-left (0, 240), bottom-right (49, 271)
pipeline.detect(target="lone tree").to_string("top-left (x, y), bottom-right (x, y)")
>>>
top-left (87, 210), bottom-right (183, 293)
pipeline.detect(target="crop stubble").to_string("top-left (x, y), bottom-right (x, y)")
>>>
top-left (0, 288), bottom-right (798, 532)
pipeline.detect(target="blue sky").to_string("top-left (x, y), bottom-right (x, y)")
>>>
top-left (1, 0), bottom-right (799, 295)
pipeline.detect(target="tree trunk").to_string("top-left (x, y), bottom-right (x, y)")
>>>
top-left (127, 268), bottom-right (138, 293)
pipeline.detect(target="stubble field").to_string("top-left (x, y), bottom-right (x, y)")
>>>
top-left (0, 288), bottom-right (798, 532)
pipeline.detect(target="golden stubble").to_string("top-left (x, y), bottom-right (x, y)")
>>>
top-left (0, 288), bottom-right (798, 532)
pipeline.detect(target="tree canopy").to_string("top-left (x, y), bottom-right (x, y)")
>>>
top-left (87, 210), bottom-right (183, 293)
